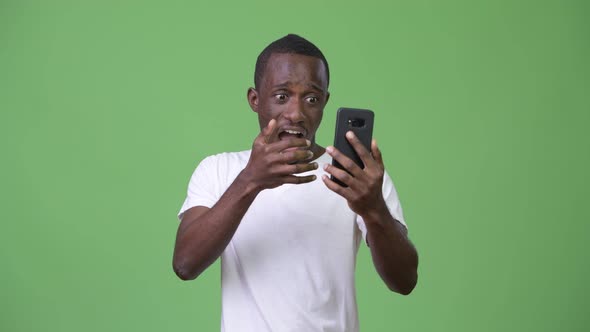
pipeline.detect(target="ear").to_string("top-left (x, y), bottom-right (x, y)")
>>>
top-left (247, 87), bottom-right (259, 113)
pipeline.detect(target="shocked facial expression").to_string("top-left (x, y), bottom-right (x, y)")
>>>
top-left (248, 53), bottom-right (330, 154)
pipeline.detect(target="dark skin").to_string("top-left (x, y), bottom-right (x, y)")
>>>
top-left (173, 53), bottom-right (418, 295)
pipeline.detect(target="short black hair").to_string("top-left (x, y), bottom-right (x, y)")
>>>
top-left (254, 34), bottom-right (330, 89)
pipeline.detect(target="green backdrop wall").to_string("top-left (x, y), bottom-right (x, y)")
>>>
top-left (1, 1), bottom-right (588, 331)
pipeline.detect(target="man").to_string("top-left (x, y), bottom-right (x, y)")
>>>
top-left (174, 34), bottom-right (418, 331)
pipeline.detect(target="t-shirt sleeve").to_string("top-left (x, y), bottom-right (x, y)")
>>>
top-left (177, 155), bottom-right (220, 221)
top-left (356, 170), bottom-right (406, 244)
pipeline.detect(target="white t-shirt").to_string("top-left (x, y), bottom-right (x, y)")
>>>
top-left (178, 150), bottom-right (405, 332)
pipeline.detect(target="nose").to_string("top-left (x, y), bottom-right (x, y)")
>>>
top-left (282, 98), bottom-right (305, 123)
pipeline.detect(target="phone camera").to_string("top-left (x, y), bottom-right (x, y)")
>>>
top-left (348, 118), bottom-right (365, 128)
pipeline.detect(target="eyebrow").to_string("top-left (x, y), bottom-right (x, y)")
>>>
top-left (272, 81), bottom-right (326, 93)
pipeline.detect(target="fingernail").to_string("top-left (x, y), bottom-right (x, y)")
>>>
top-left (323, 164), bottom-right (329, 170)
top-left (346, 131), bottom-right (354, 138)
top-left (306, 139), bottom-right (311, 146)
top-left (307, 151), bottom-right (313, 158)
top-left (312, 162), bottom-right (319, 169)
top-left (326, 146), bottom-right (333, 154)
top-left (312, 175), bottom-right (317, 180)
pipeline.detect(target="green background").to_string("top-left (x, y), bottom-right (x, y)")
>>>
top-left (1, 0), bottom-right (589, 331)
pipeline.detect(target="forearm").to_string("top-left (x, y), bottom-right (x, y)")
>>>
top-left (363, 205), bottom-right (419, 295)
top-left (173, 172), bottom-right (260, 280)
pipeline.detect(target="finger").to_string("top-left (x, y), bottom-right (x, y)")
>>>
top-left (346, 131), bottom-right (376, 169)
top-left (263, 119), bottom-right (280, 144)
top-left (282, 174), bottom-right (317, 185)
top-left (276, 149), bottom-right (314, 164)
top-left (322, 163), bottom-right (356, 188)
top-left (372, 139), bottom-right (384, 167)
top-left (325, 145), bottom-right (364, 178)
top-left (321, 175), bottom-right (353, 200)
top-left (275, 161), bottom-right (319, 175)
top-left (267, 137), bottom-right (311, 153)
top-left (254, 119), bottom-right (276, 146)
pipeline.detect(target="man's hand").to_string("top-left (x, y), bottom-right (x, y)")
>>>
top-left (322, 131), bottom-right (418, 295)
top-left (322, 131), bottom-right (387, 217)
top-left (240, 119), bottom-right (319, 191)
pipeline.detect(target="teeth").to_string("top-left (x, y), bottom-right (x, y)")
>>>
top-left (285, 130), bottom-right (302, 135)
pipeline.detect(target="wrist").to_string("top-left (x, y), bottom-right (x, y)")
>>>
top-left (360, 199), bottom-right (391, 226)
top-left (236, 168), bottom-right (264, 198)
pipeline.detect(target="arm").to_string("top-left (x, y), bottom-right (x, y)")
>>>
top-left (361, 202), bottom-right (418, 295)
top-left (173, 119), bottom-right (318, 280)
top-left (322, 131), bottom-right (418, 295)
top-left (172, 176), bottom-right (259, 281)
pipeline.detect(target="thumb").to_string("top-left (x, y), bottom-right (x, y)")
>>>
top-left (261, 119), bottom-right (278, 144)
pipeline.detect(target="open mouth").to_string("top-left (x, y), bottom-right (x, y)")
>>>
top-left (278, 129), bottom-right (305, 140)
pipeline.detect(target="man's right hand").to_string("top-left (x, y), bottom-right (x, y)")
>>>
top-left (239, 119), bottom-right (319, 191)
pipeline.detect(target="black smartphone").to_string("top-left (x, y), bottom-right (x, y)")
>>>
top-left (330, 107), bottom-right (374, 187)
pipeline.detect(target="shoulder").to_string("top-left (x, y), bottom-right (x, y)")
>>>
top-left (186, 149), bottom-right (251, 194)
top-left (199, 150), bottom-right (251, 169)
top-left (192, 150), bottom-right (251, 182)
top-left (382, 169), bottom-right (394, 187)
top-left (380, 168), bottom-right (406, 226)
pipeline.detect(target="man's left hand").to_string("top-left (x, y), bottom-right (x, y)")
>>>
top-left (322, 131), bottom-right (387, 217)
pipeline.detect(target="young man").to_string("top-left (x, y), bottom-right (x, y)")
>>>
top-left (174, 34), bottom-right (418, 331)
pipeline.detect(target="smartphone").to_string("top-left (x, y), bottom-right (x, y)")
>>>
top-left (330, 108), bottom-right (374, 187)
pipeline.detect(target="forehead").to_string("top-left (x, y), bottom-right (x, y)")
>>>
top-left (261, 53), bottom-right (328, 90)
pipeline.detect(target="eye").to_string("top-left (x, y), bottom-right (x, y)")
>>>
top-left (275, 94), bottom-right (288, 103)
top-left (306, 96), bottom-right (319, 104)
